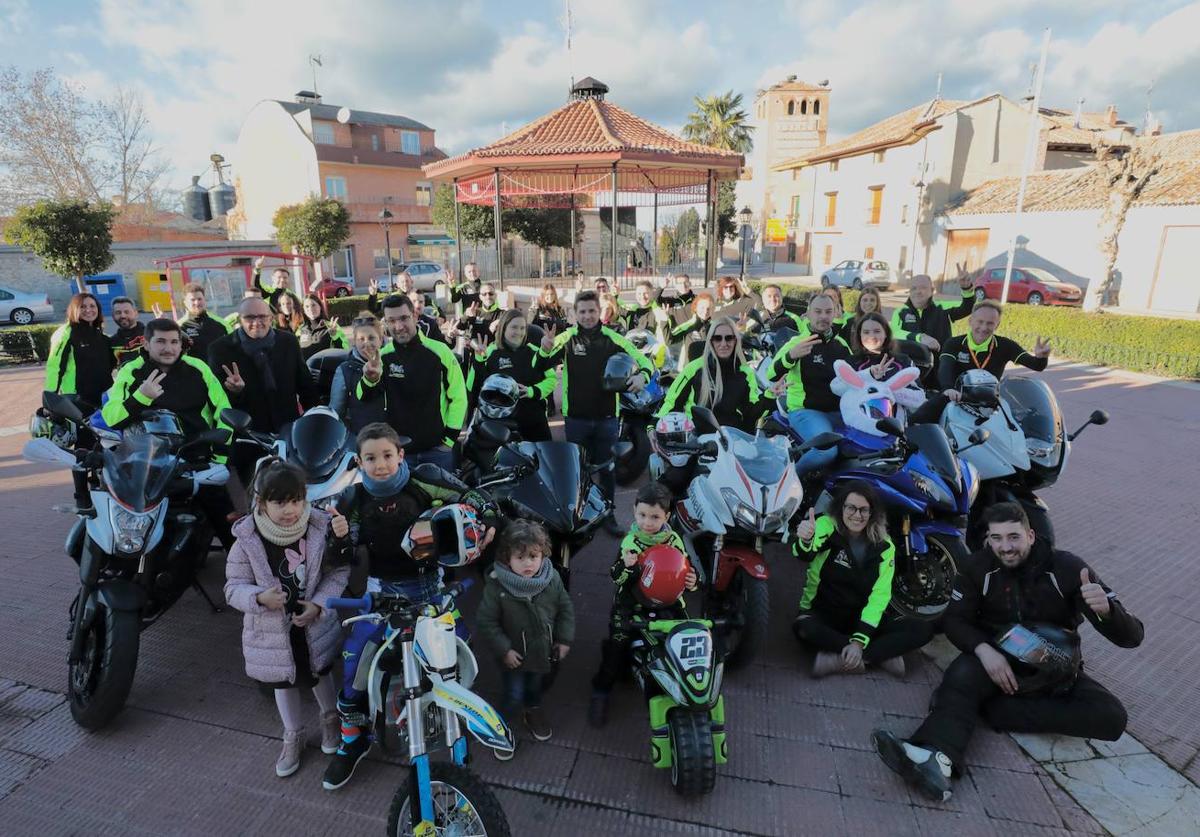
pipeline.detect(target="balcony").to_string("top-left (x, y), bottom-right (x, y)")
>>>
top-left (315, 145), bottom-right (446, 169)
top-left (340, 196), bottom-right (431, 224)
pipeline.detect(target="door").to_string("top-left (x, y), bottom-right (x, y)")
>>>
top-left (944, 228), bottom-right (990, 286)
top-left (1148, 226), bottom-right (1200, 313)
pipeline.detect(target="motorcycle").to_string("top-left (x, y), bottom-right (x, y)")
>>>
top-left (326, 580), bottom-right (513, 836)
top-left (941, 373), bottom-right (1108, 549)
top-left (668, 406), bottom-right (805, 668)
top-left (619, 614), bottom-right (727, 797)
top-left (604, 341), bottom-right (667, 486)
top-left (24, 393), bottom-right (231, 730)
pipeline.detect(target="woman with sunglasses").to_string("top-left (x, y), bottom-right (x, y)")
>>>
top-left (467, 309), bottom-right (556, 441)
top-left (660, 317), bottom-right (768, 432)
top-left (297, 294), bottom-right (347, 361)
top-left (792, 481), bottom-right (933, 678)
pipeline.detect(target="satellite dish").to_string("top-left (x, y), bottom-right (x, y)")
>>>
top-left (337, 107), bottom-right (351, 124)
top-left (818, 79), bottom-right (830, 87)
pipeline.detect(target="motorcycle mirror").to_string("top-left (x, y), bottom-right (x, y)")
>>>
top-left (760, 415), bottom-right (788, 437)
top-left (42, 391), bottom-right (84, 423)
top-left (1090, 410), bottom-right (1109, 426)
top-left (968, 428), bottom-right (991, 446)
top-left (612, 440), bottom-right (635, 461)
top-left (22, 437), bottom-right (78, 466)
top-left (475, 420), bottom-right (512, 446)
top-left (691, 405), bottom-right (720, 435)
top-left (875, 417), bottom-right (905, 437)
top-left (193, 428), bottom-right (231, 447)
top-left (220, 409), bottom-right (253, 434)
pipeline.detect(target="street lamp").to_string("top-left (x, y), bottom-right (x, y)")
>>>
top-left (739, 206), bottom-right (753, 279)
top-left (378, 206), bottom-right (394, 288)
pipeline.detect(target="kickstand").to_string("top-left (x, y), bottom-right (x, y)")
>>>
top-left (193, 579), bottom-right (225, 614)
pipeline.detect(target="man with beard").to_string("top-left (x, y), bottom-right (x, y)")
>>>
top-left (871, 502), bottom-right (1143, 803)
top-left (108, 296), bottom-right (145, 367)
top-left (177, 283), bottom-right (232, 360)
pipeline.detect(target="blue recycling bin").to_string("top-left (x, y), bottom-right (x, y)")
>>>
top-left (83, 273), bottom-right (127, 315)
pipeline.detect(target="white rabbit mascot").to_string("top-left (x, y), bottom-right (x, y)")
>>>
top-left (830, 360), bottom-right (925, 437)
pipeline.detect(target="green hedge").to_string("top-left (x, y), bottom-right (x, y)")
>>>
top-left (0, 324), bottom-right (57, 361)
top-left (326, 294), bottom-right (375, 322)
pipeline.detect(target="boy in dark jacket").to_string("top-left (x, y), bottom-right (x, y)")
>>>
top-left (476, 520), bottom-right (574, 758)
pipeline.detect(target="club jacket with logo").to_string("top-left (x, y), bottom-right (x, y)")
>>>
top-left (178, 312), bottom-right (232, 361)
top-left (768, 330), bottom-right (852, 412)
top-left (889, 288), bottom-right (976, 347)
top-left (101, 352), bottom-right (233, 449)
top-left (539, 325), bottom-right (654, 420)
top-left (936, 333), bottom-right (1048, 390)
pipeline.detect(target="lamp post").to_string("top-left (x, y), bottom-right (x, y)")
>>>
top-left (378, 206), bottom-right (394, 289)
top-left (739, 205), bottom-right (753, 279)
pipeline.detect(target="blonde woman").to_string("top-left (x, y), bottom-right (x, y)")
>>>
top-left (659, 317), bottom-right (768, 432)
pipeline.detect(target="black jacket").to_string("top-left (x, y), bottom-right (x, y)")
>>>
top-left (207, 328), bottom-right (319, 433)
top-left (937, 334), bottom-right (1048, 390)
top-left (179, 312), bottom-right (230, 361)
top-left (890, 289), bottom-right (975, 348)
top-left (944, 541), bottom-right (1144, 658)
top-left (539, 324), bottom-right (654, 419)
top-left (100, 353), bottom-right (230, 440)
top-left (356, 334), bottom-right (467, 453)
top-left (528, 304), bottom-right (569, 335)
top-left (109, 324), bottom-right (146, 367)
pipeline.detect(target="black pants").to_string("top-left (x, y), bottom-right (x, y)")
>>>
top-left (195, 484), bottom-right (235, 550)
top-left (910, 652), bottom-right (1128, 771)
top-left (792, 610), bottom-right (933, 664)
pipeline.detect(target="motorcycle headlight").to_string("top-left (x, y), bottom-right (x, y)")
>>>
top-left (110, 505), bottom-right (156, 554)
top-left (965, 462), bottom-right (980, 507)
top-left (720, 488), bottom-right (759, 530)
top-left (911, 473), bottom-right (954, 509)
top-left (762, 496), bottom-right (800, 534)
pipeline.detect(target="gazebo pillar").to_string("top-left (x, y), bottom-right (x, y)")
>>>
top-left (492, 168), bottom-right (503, 289)
top-left (611, 163), bottom-right (619, 285)
top-left (704, 168), bottom-right (717, 288)
top-left (453, 177), bottom-right (463, 283)
top-left (651, 193), bottom-right (658, 276)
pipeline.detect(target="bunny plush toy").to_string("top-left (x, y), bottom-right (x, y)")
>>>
top-left (830, 360), bottom-right (925, 437)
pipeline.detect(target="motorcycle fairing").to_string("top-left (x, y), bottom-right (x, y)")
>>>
top-left (429, 678), bottom-right (514, 752)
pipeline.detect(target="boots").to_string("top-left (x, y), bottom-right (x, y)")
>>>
top-left (319, 709), bottom-right (341, 755)
top-left (872, 729), bottom-right (953, 802)
top-left (322, 695), bottom-right (371, 791)
top-left (524, 706), bottom-right (553, 741)
top-left (276, 729), bottom-right (303, 778)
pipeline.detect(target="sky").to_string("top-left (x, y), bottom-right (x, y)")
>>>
top-left (3, 0), bottom-right (1198, 213)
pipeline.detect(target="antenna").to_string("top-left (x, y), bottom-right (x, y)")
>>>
top-left (561, 0), bottom-right (575, 91)
top-left (1073, 96), bottom-right (1085, 129)
top-left (1144, 78), bottom-right (1155, 134)
top-left (1022, 62), bottom-right (1038, 101)
top-left (209, 153), bottom-right (229, 185)
top-left (309, 54), bottom-right (323, 94)
top-left (934, 72), bottom-right (943, 103)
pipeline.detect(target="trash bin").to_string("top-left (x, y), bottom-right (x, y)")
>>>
top-left (83, 273), bottom-right (127, 315)
top-left (138, 270), bottom-right (174, 313)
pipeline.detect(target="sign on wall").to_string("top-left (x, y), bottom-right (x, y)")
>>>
top-left (765, 218), bottom-right (788, 246)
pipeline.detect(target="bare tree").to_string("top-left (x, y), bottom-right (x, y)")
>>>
top-left (1086, 140), bottom-right (1161, 311)
top-left (97, 86), bottom-right (172, 209)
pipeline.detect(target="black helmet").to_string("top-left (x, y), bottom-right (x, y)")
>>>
top-left (127, 410), bottom-right (185, 445)
top-left (956, 369), bottom-right (1001, 407)
top-left (896, 339), bottom-right (934, 375)
top-left (602, 353), bottom-right (638, 393)
top-left (289, 407), bottom-right (349, 482)
top-left (995, 623), bottom-right (1081, 695)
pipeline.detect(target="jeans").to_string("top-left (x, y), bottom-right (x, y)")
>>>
top-left (408, 445), bottom-right (456, 471)
top-left (500, 670), bottom-right (545, 714)
top-left (787, 409), bottom-right (840, 475)
top-left (565, 416), bottom-right (620, 502)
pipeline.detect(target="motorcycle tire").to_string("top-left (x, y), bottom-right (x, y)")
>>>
top-left (668, 708), bottom-right (717, 797)
top-left (615, 422), bottom-right (650, 486)
top-left (387, 761), bottom-right (511, 837)
top-left (722, 574), bottom-right (769, 670)
top-left (889, 533), bottom-right (967, 621)
top-left (68, 603), bottom-right (140, 730)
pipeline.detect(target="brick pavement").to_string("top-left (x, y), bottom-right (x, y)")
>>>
top-left (0, 362), bottom-right (1186, 835)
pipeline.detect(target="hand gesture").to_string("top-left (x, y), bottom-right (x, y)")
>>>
top-left (955, 260), bottom-right (974, 290)
top-left (328, 505), bottom-right (349, 539)
top-left (257, 586), bottom-right (287, 611)
top-left (363, 353), bottom-right (382, 383)
top-left (329, 315), bottom-right (340, 329)
top-left (918, 334), bottom-right (941, 352)
top-left (976, 643), bottom-right (1018, 695)
top-left (368, 278), bottom-right (379, 296)
top-left (788, 335), bottom-right (821, 361)
top-left (137, 369), bottom-right (166, 402)
top-left (796, 508), bottom-right (817, 542)
top-left (470, 336), bottom-right (488, 357)
top-left (1033, 336), bottom-right (1052, 358)
top-left (503, 649), bottom-right (523, 670)
top-left (220, 362), bottom-right (245, 393)
top-left (255, 255), bottom-right (266, 270)
top-left (292, 600), bottom-right (321, 627)
top-left (480, 527), bottom-right (496, 551)
top-left (869, 354), bottom-right (891, 380)
top-left (541, 323), bottom-right (557, 352)
top-left (841, 641), bottom-right (864, 671)
top-left (770, 378), bottom-right (788, 396)
top-left (553, 643), bottom-right (570, 661)
top-left (152, 303), bottom-right (164, 320)
top-left (622, 549), bottom-right (639, 568)
top-left (1079, 568), bottom-right (1110, 617)
top-left (684, 568), bottom-right (699, 592)
top-left (627, 372), bottom-right (646, 393)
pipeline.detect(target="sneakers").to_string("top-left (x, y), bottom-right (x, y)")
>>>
top-left (878, 656), bottom-right (907, 678)
top-left (587, 693), bottom-right (609, 728)
top-left (524, 707), bottom-right (553, 741)
top-left (322, 734), bottom-right (371, 791)
top-left (812, 651), bottom-right (842, 678)
top-left (493, 741), bottom-right (516, 761)
top-left (275, 729), bottom-right (303, 778)
top-left (319, 710), bottom-right (340, 755)
top-left (602, 515), bottom-right (624, 537)
top-left (872, 729), bottom-right (953, 802)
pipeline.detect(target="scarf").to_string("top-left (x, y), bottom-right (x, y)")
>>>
top-left (362, 460), bottom-right (410, 497)
top-left (253, 504), bottom-right (311, 547)
top-left (237, 327), bottom-right (278, 392)
top-left (493, 559), bottom-right (553, 598)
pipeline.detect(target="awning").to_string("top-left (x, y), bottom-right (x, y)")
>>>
top-left (407, 234), bottom-right (455, 245)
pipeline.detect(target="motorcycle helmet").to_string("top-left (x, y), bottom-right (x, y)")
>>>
top-left (995, 623), bottom-right (1081, 695)
top-left (635, 544), bottom-right (691, 608)
top-left (402, 503), bottom-right (487, 568)
top-left (896, 339), bottom-right (934, 377)
top-left (30, 410), bottom-right (77, 451)
top-left (956, 369), bottom-right (1001, 408)
top-left (478, 374), bottom-right (522, 420)
top-left (651, 412), bottom-right (697, 468)
top-left (125, 410), bottom-right (185, 445)
top-left (625, 328), bottom-right (654, 352)
top-left (289, 406), bottom-right (349, 482)
top-left (602, 353), bottom-right (638, 393)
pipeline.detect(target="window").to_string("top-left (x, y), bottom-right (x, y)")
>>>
top-left (416, 182), bottom-right (432, 207)
top-left (900, 204), bottom-right (909, 224)
top-left (898, 245), bottom-right (908, 272)
top-left (332, 245), bottom-right (355, 280)
top-left (873, 150), bottom-right (886, 164)
top-left (800, 100), bottom-right (807, 115)
top-left (374, 248), bottom-right (403, 270)
top-left (788, 195), bottom-right (801, 223)
top-left (313, 122), bottom-right (335, 145)
top-left (868, 187), bottom-right (883, 225)
top-left (401, 130), bottom-right (421, 155)
top-left (0, 289), bottom-right (12, 300)
top-left (823, 245), bottom-right (833, 266)
top-left (829, 160), bottom-right (839, 172)
top-left (824, 192), bottom-right (838, 227)
top-left (324, 176), bottom-right (347, 200)
top-left (787, 100), bottom-right (795, 116)
top-left (813, 99), bottom-right (820, 115)
top-left (864, 247), bottom-right (875, 259)
top-left (371, 134), bottom-right (380, 151)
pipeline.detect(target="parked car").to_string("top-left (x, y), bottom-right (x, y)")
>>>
top-left (821, 260), bottom-right (891, 290)
top-left (376, 261), bottom-right (449, 293)
top-left (0, 286), bottom-right (54, 325)
top-left (310, 275), bottom-right (355, 300)
top-left (972, 267), bottom-right (1083, 306)
top-left (534, 259), bottom-right (581, 278)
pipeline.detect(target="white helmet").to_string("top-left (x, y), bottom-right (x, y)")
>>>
top-left (651, 412), bottom-right (696, 467)
top-left (478, 374), bottom-right (521, 420)
top-left (402, 503), bottom-right (488, 568)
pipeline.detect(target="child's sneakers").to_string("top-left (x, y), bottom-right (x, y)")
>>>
top-left (587, 692), bottom-right (609, 728)
top-left (493, 742), bottom-right (516, 761)
top-left (322, 735), bottom-right (370, 790)
top-left (524, 707), bottom-right (553, 741)
top-left (319, 710), bottom-right (341, 755)
top-left (276, 729), bottom-right (303, 778)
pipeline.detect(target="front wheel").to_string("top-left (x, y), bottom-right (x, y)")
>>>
top-left (668, 709), bottom-right (716, 796)
top-left (614, 422), bottom-right (650, 486)
top-left (387, 761), bottom-right (511, 837)
top-left (974, 288), bottom-right (987, 302)
top-left (334, 287), bottom-right (351, 298)
top-left (1027, 292), bottom-right (1044, 305)
top-left (68, 602), bottom-right (140, 730)
top-left (889, 533), bottom-right (967, 621)
top-left (10, 307), bottom-right (34, 325)
top-left (852, 278), bottom-right (863, 290)
top-left (720, 573), bottom-right (769, 670)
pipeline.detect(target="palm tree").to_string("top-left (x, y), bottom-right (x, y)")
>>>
top-left (682, 91), bottom-right (754, 153)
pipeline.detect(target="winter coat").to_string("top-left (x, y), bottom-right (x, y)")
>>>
top-left (475, 567), bottom-right (575, 674)
top-left (223, 509), bottom-right (350, 684)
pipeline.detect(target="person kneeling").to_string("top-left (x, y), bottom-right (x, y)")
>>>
top-left (872, 502), bottom-right (1143, 802)
top-left (792, 482), bottom-right (933, 678)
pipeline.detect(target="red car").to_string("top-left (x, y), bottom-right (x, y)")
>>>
top-left (973, 267), bottom-right (1082, 306)
top-left (310, 275), bottom-right (355, 300)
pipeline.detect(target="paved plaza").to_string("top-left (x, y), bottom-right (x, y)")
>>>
top-left (0, 362), bottom-right (1196, 835)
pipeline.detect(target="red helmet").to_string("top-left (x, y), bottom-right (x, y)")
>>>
top-left (636, 545), bottom-right (691, 607)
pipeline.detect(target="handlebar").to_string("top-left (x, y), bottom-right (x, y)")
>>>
top-left (325, 578), bottom-right (475, 616)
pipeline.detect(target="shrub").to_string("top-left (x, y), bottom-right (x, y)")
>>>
top-left (0, 323), bottom-right (58, 361)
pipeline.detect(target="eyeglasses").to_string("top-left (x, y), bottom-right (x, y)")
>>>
top-left (352, 316), bottom-right (378, 326)
top-left (240, 315), bottom-right (271, 323)
top-left (710, 334), bottom-right (736, 344)
top-left (843, 503), bottom-right (871, 518)
top-left (480, 292), bottom-right (495, 298)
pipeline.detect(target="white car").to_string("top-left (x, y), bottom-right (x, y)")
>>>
top-left (376, 261), bottom-right (450, 293)
top-left (0, 286), bottom-right (55, 325)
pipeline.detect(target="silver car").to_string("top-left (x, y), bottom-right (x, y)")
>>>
top-left (0, 286), bottom-right (55, 325)
top-left (820, 259), bottom-right (892, 290)
top-left (376, 260), bottom-right (449, 293)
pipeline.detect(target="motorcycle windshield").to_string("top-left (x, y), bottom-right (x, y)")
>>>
top-left (724, 428), bottom-right (789, 484)
top-left (1000, 376), bottom-right (1063, 449)
top-left (905, 423), bottom-right (960, 486)
top-left (101, 434), bottom-right (176, 511)
top-left (497, 441), bottom-right (582, 530)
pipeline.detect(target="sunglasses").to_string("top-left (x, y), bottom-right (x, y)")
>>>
top-left (710, 334), bottom-right (736, 344)
top-left (352, 316), bottom-right (378, 326)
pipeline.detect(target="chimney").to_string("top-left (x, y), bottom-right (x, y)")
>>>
top-left (295, 90), bottom-right (322, 105)
top-left (1104, 104), bottom-right (1118, 126)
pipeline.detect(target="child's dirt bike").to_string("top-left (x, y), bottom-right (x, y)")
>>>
top-left (617, 615), bottom-right (728, 797)
top-left (326, 580), bottom-right (514, 837)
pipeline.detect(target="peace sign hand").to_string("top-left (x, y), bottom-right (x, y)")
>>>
top-left (541, 323), bottom-right (557, 352)
top-left (152, 303), bottom-right (164, 320)
top-left (869, 354), bottom-right (891, 380)
top-left (363, 353), bottom-right (383, 383)
top-left (137, 369), bottom-right (167, 401)
top-left (368, 278), bottom-right (379, 296)
top-left (221, 362), bottom-right (245, 393)
top-left (1033, 336), bottom-right (1052, 358)
top-left (788, 335), bottom-right (821, 361)
top-left (796, 508), bottom-right (817, 542)
top-left (956, 260), bottom-right (974, 289)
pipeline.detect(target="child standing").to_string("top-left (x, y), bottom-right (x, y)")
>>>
top-left (224, 460), bottom-right (352, 777)
top-left (588, 482), bottom-right (697, 728)
top-left (476, 520), bottom-right (574, 760)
